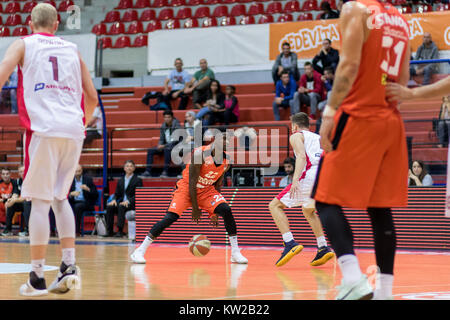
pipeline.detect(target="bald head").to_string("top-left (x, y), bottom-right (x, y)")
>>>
top-left (75, 164), bottom-right (83, 178)
top-left (31, 3), bottom-right (58, 32)
top-left (423, 32), bottom-right (432, 45)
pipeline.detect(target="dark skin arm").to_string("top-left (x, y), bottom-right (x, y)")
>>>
top-left (189, 149), bottom-right (203, 223)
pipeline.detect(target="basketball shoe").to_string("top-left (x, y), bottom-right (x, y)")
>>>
top-left (19, 271), bottom-right (48, 297)
top-left (230, 249), bottom-right (248, 264)
top-left (335, 275), bottom-right (374, 300)
top-left (310, 246), bottom-right (335, 266)
top-left (48, 262), bottom-right (81, 294)
top-left (276, 240), bottom-right (304, 267)
top-left (130, 248), bottom-right (147, 264)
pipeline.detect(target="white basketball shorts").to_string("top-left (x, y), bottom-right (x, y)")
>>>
top-left (21, 132), bottom-right (83, 201)
top-left (276, 166), bottom-right (318, 208)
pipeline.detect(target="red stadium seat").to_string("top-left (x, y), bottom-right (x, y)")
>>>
top-left (400, 5), bottom-right (412, 13)
top-left (91, 23), bottom-right (107, 35)
top-left (302, 0), bottom-right (318, 11)
top-left (152, 0), bottom-right (169, 7)
top-left (223, 0), bottom-right (237, 3)
top-left (24, 15), bottom-right (31, 25)
top-left (298, 12), bottom-right (313, 21)
top-left (132, 34), bottom-right (148, 47)
top-left (391, 0), bottom-right (406, 5)
top-left (230, 4), bottom-right (246, 16)
top-left (218, 16), bottom-right (235, 26)
top-left (115, 0), bottom-right (133, 9)
top-left (108, 22), bottom-right (125, 35)
top-left (164, 19), bottom-right (180, 29)
top-left (145, 20), bottom-right (162, 32)
top-left (205, 0), bottom-right (222, 4)
top-left (187, 0), bottom-right (204, 4)
top-left (104, 11), bottom-right (121, 23)
top-left (171, 0), bottom-right (186, 6)
top-left (258, 14), bottom-right (274, 24)
top-left (212, 5), bottom-right (228, 17)
top-left (22, 1), bottom-right (37, 13)
top-left (126, 21), bottom-right (143, 34)
top-left (202, 17), bottom-right (217, 27)
top-left (285, 1), bottom-right (300, 13)
top-left (266, 1), bottom-right (282, 14)
top-left (5, 14), bottom-right (22, 26)
top-left (278, 13), bottom-right (293, 22)
top-left (5, 2), bottom-right (21, 14)
top-left (12, 27), bottom-right (28, 36)
top-left (134, 0), bottom-right (151, 8)
top-left (194, 6), bottom-right (210, 18)
top-left (122, 9), bottom-right (138, 22)
top-left (0, 27), bottom-right (10, 37)
top-left (140, 9), bottom-right (156, 21)
top-left (176, 7), bottom-right (192, 19)
top-left (248, 3), bottom-right (264, 15)
top-left (319, 0), bottom-right (336, 10)
top-left (0, 16), bottom-right (3, 25)
top-left (436, 3), bottom-right (449, 10)
top-left (416, 4), bottom-right (432, 13)
top-left (184, 18), bottom-right (199, 28)
top-left (98, 37), bottom-right (112, 49)
top-left (44, 1), bottom-right (56, 8)
top-left (159, 8), bottom-right (174, 20)
top-left (0, 4), bottom-right (2, 14)
top-left (58, 0), bottom-right (74, 12)
top-left (239, 15), bottom-right (255, 25)
top-left (113, 36), bottom-right (131, 48)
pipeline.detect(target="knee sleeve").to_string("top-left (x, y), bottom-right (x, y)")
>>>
top-left (149, 211), bottom-right (179, 239)
top-left (52, 198), bottom-right (76, 240)
top-left (214, 203), bottom-right (237, 236)
top-left (29, 199), bottom-right (52, 246)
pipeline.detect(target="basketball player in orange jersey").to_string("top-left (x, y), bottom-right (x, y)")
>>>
top-left (131, 131), bottom-right (248, 264)
top-left (269, 113), bottom-right (334, 267)
top-left (0, 3), bottom-right (97, 296)
top-left (311, 0), bottom-right (411, 299)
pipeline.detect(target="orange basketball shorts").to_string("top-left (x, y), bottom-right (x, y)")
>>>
top-left (312, 109), bottom-right (408, 209)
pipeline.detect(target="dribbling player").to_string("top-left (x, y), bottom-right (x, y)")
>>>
top-left (312, 0), bottom-right (410, 299)
top-left (0, 3), bottom-right (98, 296)
top-left (131, 131), bottom-right (248, 264)
top-left (269, 113), bottom-right (334, 267)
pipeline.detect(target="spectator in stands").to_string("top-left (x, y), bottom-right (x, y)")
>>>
top-left (409, 160), bottom-right (433, 186)
top-left (234, 126), bottom-right (257, 151)
top-left (319, 1), bottom-right (339, 19)
top-left (2, 165), bottom-right (30, 237)
top-left (206, 84), bottom-right (240, 126)
top-left (184, 59), bottom-right (215, 109)
top-left (317, 67), bottom-right (335, 115)
top-left (410, 32), bottom-right (439, 85)
top-left (162, 58), bottom-right (191, 110)
top-left (290, 62), bottom-right (325, 120)
top-left (312, 39), bottom-right (340, 74)
top-left (0, 168), bottom-right (15, 228)
top-left (106, 160), bottom-right (143, 238)
top-left (7, 71), bottom-right (18, 114)
top-left (68, 164), bottom-right (99, 236)
top-left (195, 79), bottom-right (225, 126)
top-left (438, 96), bottom-right (450, 148)
top-left (279, 157), bottom-right (295, 187)
top-left (184, 110), bottom-right (201, 147)
top-left (273, 71), bottom-right (297, 121)
top-left (142, 110), bottom-right (182, 177)
top-left (272, 42), bottom-right (300, 85)
top-left (84, 106), bottom-right (103, 145)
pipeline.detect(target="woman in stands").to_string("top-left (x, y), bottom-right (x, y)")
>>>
top-left (194, 79), bottom-right (225, 126)
top-left (409, 160), bottom-right (434, 186)
top-left (211, 85), bottom-right (240, 126)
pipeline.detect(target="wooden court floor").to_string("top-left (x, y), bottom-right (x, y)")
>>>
top-left (1, 237), bottom-right (450, 300)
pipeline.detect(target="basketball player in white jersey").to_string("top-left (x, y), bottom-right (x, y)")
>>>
top-left (0, 3), bottom-right (98, 296)
top-left (268, 113), bottom-right (334, 267)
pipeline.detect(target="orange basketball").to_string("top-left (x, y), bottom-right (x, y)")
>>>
top-left (189, 234), bottom-right (211, 257)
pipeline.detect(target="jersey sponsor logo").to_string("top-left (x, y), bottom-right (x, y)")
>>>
top-left (315, 152), bottom-right (321, 158)
top-left (34, 83), bottom-right (45, 91)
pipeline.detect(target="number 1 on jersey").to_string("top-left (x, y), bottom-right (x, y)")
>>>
top-left (380, 36), bottom-right (406, 78)
top-left (49, 56), bottom-right (59, 82)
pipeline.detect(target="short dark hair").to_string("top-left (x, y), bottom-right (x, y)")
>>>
top-left (1, 168), bottom-right (10, 173)
top-left (324, 38), bottom-right (331, 44)
top-left (304, 61), bottom-right (312, 67)
top-left (124, 160), bottom-right (136, 167)
top-left (227, 85), bottom-right (236, 93)
top-left (283, 157), bottom-right (295, 167)
top-left (280, 70), bottom-right (290, 77)
top-left (282, 42), bottom-right (290, 48)
top-left (324, 66), bottom-right (334, 74)
top-left (163, 110), bottom-right (174, 117)
top-left (291, 112), bottom-right (310, 128)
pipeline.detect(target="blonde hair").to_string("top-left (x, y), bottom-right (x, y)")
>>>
top-left (31, 3), bottom-right (58, 29)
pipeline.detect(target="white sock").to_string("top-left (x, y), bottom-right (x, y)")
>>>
top-left (375, 273), bottom-right (394, 299)
top-left (316, 236), bottom-right (327, 248)
top-left (229, 235), bottom-right (239, 251)
top-left (31, 259), bottom-right (45, 278)
top-left (138, 236), bottom-right (153, 252)
top-left (282, 232), bottom-right (294, 243)
top-left (337, 254), bottom-right (362, 286)
top-left (62, 248), bottom-right (75, 266)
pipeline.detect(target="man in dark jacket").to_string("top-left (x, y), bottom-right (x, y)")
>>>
top-left (410, 32), bottom-right (439, 85)
top-left (106, 160), bottom-right (143, 237)
top-left (68, 165), bottom-right (99, 236)
top-left (272, 42), bottom-right (300, 85)
top-left (312, 39), bottom-right (340, 74)
top-left (142, 110), bottom-right (182, 178)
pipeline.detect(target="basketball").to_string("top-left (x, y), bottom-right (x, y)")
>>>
top-left (189, 235), bottom-right (211, 257)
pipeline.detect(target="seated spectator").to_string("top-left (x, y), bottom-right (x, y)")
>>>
top-left (68, 164), bottom-right (99, 236)
top-left (84, 106), bottom-right (103, 145)
top-left (279, 157), bottom-right (295, 187)
top-left (438, 96), bottom-right (450, 148)
top-left (0, 168), bottom-right (15, 228)
top-left (272, 42), bottom-right (300, 85)
top-left (316, 67), bottom-right (335, 132)
top-left (290, 62), bottom-right (325, 120)
top-left (273, 71), bottom-right (297, 121)
top-left (162, 58), bottom-right (191, 110)
top-left (195, 79), bottom-right (225, 126)
top-left (319, 1), bottom-right (339, 19)
top-left (184, 110), bottom-right (201, 147)
top-left (106, 160), bottom-right (143, 238)
top-left (312, 39), bottom-right (340, 74)
top-left (2, 165), bottom-right (30, 237)
top-left (409, 160), bottom-right (433, 186)
top-left (142, 110), bottom-right (182, 177)
top-left (410, 32), bottom-right (439, 85)
top-left (184, 59), bottom-right (215, 109)
top-left (208, 84), bottom-right (240, 126)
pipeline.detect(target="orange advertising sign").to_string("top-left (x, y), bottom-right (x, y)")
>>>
top-left (269, 11), bottom-right (450, 60)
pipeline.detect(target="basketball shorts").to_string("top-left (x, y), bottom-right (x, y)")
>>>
top-left (168, 185), bottom-right (227, 217)
top-left (312, 110), bottom-right (408, 209)
top-left (276, 167), bottom-right (317, 208)
top-left (22, 132), bottom-right (83, 201)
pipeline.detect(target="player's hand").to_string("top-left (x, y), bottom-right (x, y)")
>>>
top-left (289, 181), bottom-right (300, 199)
top-left (385, 83), bottom-right (413, 103)
top-left (209, 214), bottom-right (219, 228)
top-left (319, 115), bottom-right (334, 153)
top-left (191, 207), bottom-right (202, 224)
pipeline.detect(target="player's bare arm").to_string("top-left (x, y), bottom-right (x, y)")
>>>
top-left (0, 39), bottom-right (25, 88)
top-left (386, 75), bottom-right (450, 102)
top-left (320, 2), bottom-right (368, 152)
top-left (189, 148), bottom-right (203, 223)
top-left (78, 52), bottom-right (98, 123)
top-left (289, 133), bottom-right (306, 199)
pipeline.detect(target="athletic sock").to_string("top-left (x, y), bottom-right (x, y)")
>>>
top-left (375, 273), bottom-right (394, 299)
top-left (62, 248), bottom-right (75, 266)
top-left (229, 235), bottom-right (239, 251)
top-left (138, 236), bottom-right (153, 252)
top-left (282, 232), bottom-right (294, 243)
top-left (31, 259), bottom-right (45, 279)
top-left (316, 236), bottom-right (327, 248)
top-left (337, 254), bottom-right (362, 286)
